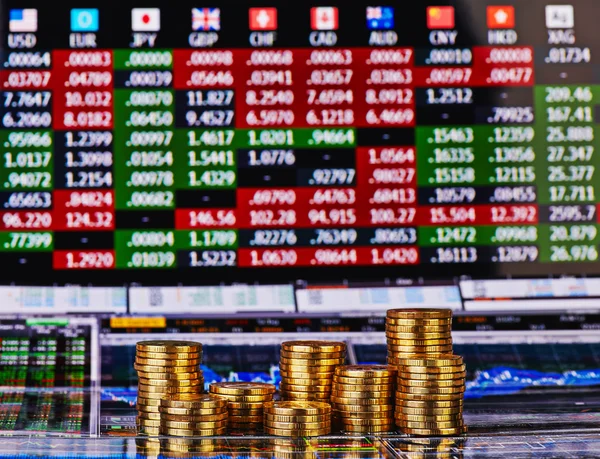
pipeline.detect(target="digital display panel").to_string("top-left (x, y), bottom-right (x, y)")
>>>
top-left (1, 0), bottom-right (598, 284)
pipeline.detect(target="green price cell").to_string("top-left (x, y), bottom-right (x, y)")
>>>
top-left (116, 250), bottom-right (177, 269)
top-left (115, 189), bottom-right (175, 210)
top-left (113, 49), bottom-right (174, 70)
top-left (0, 232), bottom-right (53, 252)
top-left (0, 170), bottom-right (53, 190)
top-left (115, 230), bottom-right (238, 252)
top-left (419, 225), bottom-right (540, 247)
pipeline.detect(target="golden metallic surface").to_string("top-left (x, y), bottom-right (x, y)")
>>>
top-left (162, 420), bottom-right (228, 430)
top-left (393, 355), bottom-right (463, 367)
top-left (264, 421), bottom-right (331, 430)
top-left (398, 364), bottom-right (467, 374)
top-left (136, 398), bottom-right (162, 407)
top-left (333, 404), bottom-right (393, 412)
top-left (386, 325), bottom-right (452, 333)
top-left (341, 424), bottom-right (395, 433)
top-left (137, 411), bottom-right (161, 420)
top-left (396, 406), bottom-right (464, 416)
top-left (161, 414), bottom-right (228, 423)
top-left (137, 418), bottom-right (161, 427)
top-left (159, 407), bottom-right (227, 416)
top-left (267, 414), bottom-right (330, 423)
top-left (334, 417), bottom-right (393, 426)
top-left (264, 427), bottom-right (331, 437)
top-left (333, 376), bottom-right (392, 385)
top-left (138, 426), bottom-right (160, 435)
top-left (331, 396), bottom-right (391, 405)
top-left (138, 378), bottom-right (202, 387)
top-left (386, 338), bottom-right (453, 346)
top-left (398, 420), bottom-right (465, 429)
top-left (208, 393), bottom-right (273, 402)
top-left (279, 384), bottom-right (331, 393)
top-left (400, 426), bottom-right (466, 436)
top-left (134, 364), bottom-right (200, 373)
top-left (396, 393), bottom-right (464, 401)
top-left (208, 382), bottom-right (276, 395)
top-left (135, 358), bottom-right (202, 367)
top-left (281, 392), bottom-right (332, 400)
top-left (387, 345), bottom-right (454, 353)
top-left (280, 351), bottom-right (345, 359)
top-left (281, 341), bottom-right (346, 353)
top-left (332, 383), bottom-right (392, 392)
top-left (334, 365), bottom-right (393, 378)
top-left (137, 371), bottom-right (202, 380)
top-left (396, 399), bottom-right (463, 408)
top-left (137, 391), bottom-right (165, 400)
top-left (279, 363), bottom-right (338, 372)
top-left (136, 341), bottom-right (202, 353)
top-left (283, 378), bottom-right (333, 386)
top-left (398, 371), bottom-right (466, 380)
top-left (263, 401), bottom-right (331, 415)
top-left (387, 309), bottom-right (452, 319)
top-left (331, 389), bottom-right (393, 398)
top-left (228, 408), bottom-right (264, 415)
top-left (280, 357), bottom-right (344, 366)
top-left (333, 410), bottom-right (393, 419)
top-left (160, 427), bottom-right (226, 437)
top-left (161, 394), bottom-right (227, 409)
top-left (226, 401), bottom-right (266, 409)
top-left (386, 317), bottom-right (452, 326)
top-left (279, 370), bottom-right (334, 379)
top-left (138, 384), bottom-right (200, 394)
top-left (398, 386), bottom-right (466, 395)
top-left (399, 414), bottom-right (464, 423)
top-left (385, 332), bottom-right (451, 340)
top-left (398, 378), bottom-right (465, 388)
top-left (136, 351), bottom-right (202, 360)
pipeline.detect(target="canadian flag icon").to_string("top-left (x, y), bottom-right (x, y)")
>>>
top-left (311, 7), bottom-right (339, 31)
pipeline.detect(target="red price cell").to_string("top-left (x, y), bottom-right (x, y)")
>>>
top-left (360, 48), bottom-right (414, 66)
top-left (53, 50), bottom-right (113, 68)
top-left (365, 207), bottom-right (417, 226)
top-left (176, 209), bottom-right (237, 229)
top-left (63, 91), bottom-right (113, 109)
top-left (53, 250), bottom-right (115, 270)
top-left (358, 167), bottom-right (417, 187)
top-left (370, 247), bottom-right (420, 265)
top-left (304, 49), bottom-right (354, 66)
top-left (53, 210), bottom-right (115, 231)
top-left (0, 211), bottom-right (52, 230)
top-left (307, 208), bottom-right (357, 227)
top-left (358, 147), bottom-right (416, 166)
top-left (62, 70), bottom-right (113, 88)
top-left (54, 191), bottom-right (114, 210)
top-left (238, 208), bottom-right (297, 228)
top-left (59, 110), bottom-right (113, 130)
top-left (364, 88), bottom-right (414, 106)
top-left (363, 107), bottom-right (415, 127)
top-left (365, 187), bottom-right (417, 206)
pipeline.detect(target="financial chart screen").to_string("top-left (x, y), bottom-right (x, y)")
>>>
top-left (1, 0), bottom-right (599, 284)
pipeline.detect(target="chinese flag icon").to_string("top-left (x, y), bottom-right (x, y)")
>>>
top-left (487, 6), bottom-right (515, 29)
top-left (427, 6), bottom-right (455, 29)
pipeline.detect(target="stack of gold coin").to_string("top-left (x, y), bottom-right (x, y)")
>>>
top-left (135, 340), bottom-right (204, 436)
top-left (279, 341), bottom-right (346, 402)
top-left (264, 401), bottom-right (331, 437)
top-left (159, 394), bottom-right (228, 437)
top-left (386, 309), bottom-right (453, 368)
top-left (331, 365), bottom-right (395, 433)
top-left (209, 382), bottom-right (275, 431)
top-left (395, 354), bottom-right (466, 436)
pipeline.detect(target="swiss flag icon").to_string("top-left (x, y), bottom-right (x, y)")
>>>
top-left (249, 8), bottom-right (278, 30)
top-left (311, 7), bottom-right (339, 31)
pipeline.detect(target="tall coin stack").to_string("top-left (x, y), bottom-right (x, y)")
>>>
top-left (135, 340), bottom-right (204, 436)
top-left (209, 382), bottom-right (276, 432)
top-left (159, 394), bottom-right (228, 437)
top-left (331, 365), bottom-right (395, 433)
top-left (279, 341), bottom-right (346, 402)
top-left (264, 401), bottom-right (332, 437)
top-left (386, 309), bottom-right (453, 368)
top-left (395, 355), bottom-right (466, 436)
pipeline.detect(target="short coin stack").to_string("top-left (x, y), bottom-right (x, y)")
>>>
top-left (135, 340), bottom-right (204, 436)
top-left (209, 382), bottom-right (276, 432)
top-left (331, 365), bottom-right (395, 433)
top-left (264, 401), bottom-right (332, 437)
top-left (159, 393), bottom-right (228, 437)
top-left (279, 341), bottom-right (346, 402)
top-left (386, 309), bottom-right (453, 368)
top-left (395, 354), bottom-right (466, 436)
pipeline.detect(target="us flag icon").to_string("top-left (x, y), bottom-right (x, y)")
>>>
top-left (311, 7), bottom-right (339, 31)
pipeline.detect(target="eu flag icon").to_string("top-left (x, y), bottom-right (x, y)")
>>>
top-left (71, 8), bottom-right (99, 32)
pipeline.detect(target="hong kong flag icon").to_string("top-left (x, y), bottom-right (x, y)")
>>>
top-left (311, 7), bottom-right (339, 31)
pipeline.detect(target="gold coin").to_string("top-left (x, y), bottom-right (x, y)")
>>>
top-left (281, 392), bottom-right (331, 400)
top-left (331, 396), bottom-right (390, 405)
top-left (281, 341), bottom-right (346, 353)
top-left (399, 414), bottom-right (464, 423)
top-left (138, 378), bottom-right (201, 387)
top-left (387, 338), bottom-right (453, 346)
top-left (134, 364), bottom-right (199, 373)
top-left (226, 401), bottom-right (266, 409)
top-left (333, 410), bottom-right (392, 419)
top-left (397, 393), bottom-right (463, 401)
top-left (136, 351), bottom-right (202, 360)
top-left (228, 415), bottom-right (263, 422)
top-left (160, 427), bottom-right (226, 437)
top-left (137, 411), bottom-right (161, 420)
top-left (137, 371), bottom-right (202, 381)
top-left (279, 365), bottom-right (338, 374)
top-left (137, 418), bottom-right (161, 427)
top-left (160, 407), bottom-right (227, 416)
top-left (279, 370), bottom-right (334, 379)
top-left (398, 420), bottom-right (464, 429)
top-left (137, 391), bottom-right (165, 400)
top-left (280, 350), bottom-right (345, 359)
top-left (209, 393), bottom-right (273, 402)
top-left (279, 356), bottom-right (344, 366)
top-left (333, 376), bottom-right (392, 385)
top-left (387, 309), bottom-right (452, 319)
top-left (333, 404), bottom-right (393, 413)
top-left (397, 406), bottom-right (463, 416)
top-left (399, 386), bottom-right (465, 395)
top-left (137, 396), bottom-right (162, 406)
top-left (136, 341), bottom-right (202, 353)
top-left (137, 403), bottom-right (161, 413)
top-left (400, 426), bottom-right (466, 436)
top-left (331, 390), bottom-right (393, 399)
top-left (161, 394), bottom-right (227, 409)
top-left (136, 358), bottom-right (202, 367)
top-left (265, 421), bottom-right (331, 430)
top-left (162, 420), bottom-right (227, 429)
top-left (398, 371), bottom-right (466, 380)
top-left (386, 324), bottom-right (452, 333)
top-left (282, 378), bottom-right (332, 386)
top-left (399, 378), bottom-right (464, 388)
top-left (138, 426), bottom-right (160, 435)
top-left (396, 399), bottom-right (463, 408)
top-left (334, 417), bottom-right (393, 426)
top-left (161, 413), bottom-right (228, 422)
top-left (209, 382), bottom-right (276, 395)
top-left (267, 414), bottom-right (330, 423)
top-left (263, 401), bottom-right (331, 415)
top-left (334, 365), bottom-right (394, 378)
top-left (138, 384), bottom-right (200, 394)
top-left (332, 384), bottom-right (392, 392)
top-left (265, 427), bottom-right (331, 437)
top-left (279, 384), bottom-right (331, 393)
top-left (387, 345), bottom-right (454, 353)
top-left (229, 408), bottom-right (264, 415)
top-left (341, 424), bottom-right (394, 433)
top-left (399, 364), bottom-right (466, 374)
top-left (386, 317), bottom-right (451, 325)
top-left (385, 332), bottom-right (451, 340)
top-left (394, 355), bottom-right (463, 367)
